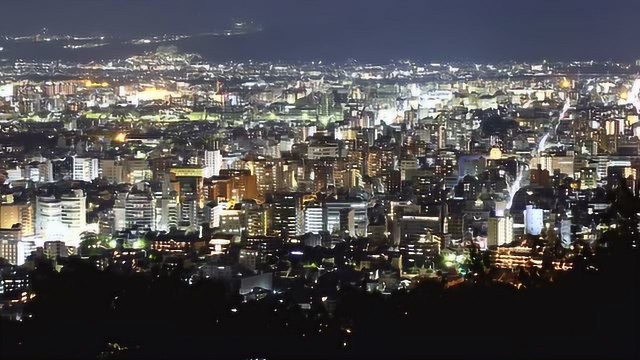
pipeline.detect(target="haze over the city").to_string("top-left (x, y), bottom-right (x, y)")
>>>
top-left (1, 0), bottom-right (639, 62)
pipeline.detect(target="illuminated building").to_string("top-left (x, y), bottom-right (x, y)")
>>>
top-left (489, 246), bottom-right (572, 271)
top-left (308, 142), bottom-right (340, 160)
top-left (0, 227), bottom-right (34, 265)
top-left (125, 191), bottom-right (156, 231)
top-left (399, 215), bottom-right (442, 243)
top-left (459, 155), bottom-right (487, 178)
top-left (524, 205), bottom-right (543, 236)
top-left (366, 146), bottom-right (395, 178)
top-left (249, 160), bottom-right (276, 202)
top-left (325, 200), bottom-right (368, 237)
top-left (342, 166), bottom-right (362, 190)
top-left (155, 196), bottom-right (179, 232)
top-left (60, 190), bottom-right (87, 247)
top-left (579, 167), bottom-right (598, 189)
top-left (36, 196), bottom-right (64, 242)
top-left (149, 232), bottom-right (206, 254)
top-left (455, 175), bottom-right (482, 200)
top-left (0, 202), bottom-right (34, 237)
top-left (124, 159), bottom-right (152, 184)
top-left (313, 161), bottom-right (335, 193)
top-left (204, 201), bottom-right (225, 229)
top-left (267, 192), bottom-right (303, 239)
top-left (171, 167), bottom-right (205, 225)
top-left (220, 209), bottom-right (245, 235)
top-left (239, 248), bottom-right (261, 270)
top-left (219, 169), bottom-right (258, 203)
top-left (400, 157), bottom-right (419, 181)
top-left (246, 205), bottom-right (269, 237)
top-left (42, 81), bottom-right (78, 96)
top-left (303, 202), bottom-right (324, 234)
top-left (204, 149), bottom-right (223, 178)
top-left (487, 216), bottom-right (514, 247)
top-left (0, 268), bottom-right (31, 296)
top-left (72, 156), bottom-right (99, 182)
top-left (434, 150), bottom-right (457, 178)
top-left (44, 241), bottom-right (72, 260)
top-left (99, 159), bottom-right (125, 184)
top-left (530, 164), bottom-right (550, 187)
top-left (531, 155), bottom-right (574, 177)
top-left (399, 234), bottom-right (442, 273)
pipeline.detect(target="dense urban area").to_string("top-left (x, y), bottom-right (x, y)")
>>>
top-left (0, 43), bottom-right (639, 358)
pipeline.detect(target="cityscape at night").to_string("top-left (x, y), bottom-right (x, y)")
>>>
top-left (0, 1), bottom-right (639, 359)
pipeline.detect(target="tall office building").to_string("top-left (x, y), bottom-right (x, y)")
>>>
top-left (246, 205), bottom-right (269, 237)
top-left (488, 216), bottom-right (514, 247)
top-left (0, 202), bottom-right (35, 237)
top-left (268, 192), bottom-right (303, 239)
top-left (36, 196), bottom-right (64, 242)
top-left (524, 205), bottom-right (543, 236)
top-left (303, 202), bottom-right (324, 234)
top-left (60, 190), bottom-right (87, 247)
top-left (100, 159), bottom-right (125, 183)
top-left (0, 226), bottom-right (34, 265)
top-left (313, 161), bottom-right (335, 193)
top-left (324, 200), bottom-right (368, 237)
top-left (155, 196), bottom-right (179, 232)
top-left (171, 167), bottom-right (205, 225)
top-left (204, 149), bottom-right (223, 178)
top-left (250, 160), bottom-right (276, 202)
top-left (72, 157), bottom-right (99, 182)
top-left (124, 158), bottom-right (152, 184)
top-left (219, 169), bottom-right (258, 202)
top-left (125, 191), bottom-right (156, 231)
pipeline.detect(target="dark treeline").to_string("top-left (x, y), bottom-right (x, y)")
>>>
top-left (1, 238), bottom-right (638, 360)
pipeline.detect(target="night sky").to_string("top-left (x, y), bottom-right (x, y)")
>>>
top-left (1, 0), bottom-right (638, 62)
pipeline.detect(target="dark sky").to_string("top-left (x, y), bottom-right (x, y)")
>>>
top-left (1, 0), bottom-right (638, 62)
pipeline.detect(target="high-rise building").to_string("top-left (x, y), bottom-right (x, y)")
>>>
top-left (204, 149), bottom-right (223, 178)
top-left (250, 160), bottom-right (276, 201)
top-left (124, 158), bottom-right (152, 184)
top-left (72, 157), bottom-right (99, 182)
top-left (339, 208), bottom-right (356, 235)
top-left (0, 202), bottom-right (34, 237)
top-left (100, 159), bottom-right (125, 183)
top-left (524, 205), bottom-right (543, 236)
top-left (303, 202), bottom-right (324, 234)
top-left (155, 196), bottom-right (179, 232)
top-left (313, 161), bottom-right (335, 192)
top-left (246, 206), bottom-right (269, 237)
top-left (125, 191), bottom-right (156, 231)
top-left (60, 190), bottom-right (86, 247)
top-left (220, 209), bottom-right (245, 235)
top-left (171, 167), bottom-right (205, 225)
top-left (219, 169), bottom-right (258, 202)
top-left (325, 201), bottom-right (368, 236)
top-left (488, 216), bottom-right (514, 247)
top-left (308, 142), bottom-right (340, 160)
top-left (400, 157), bottom-right (420, 181)
top-left (0, 226), bottom-right (34, 266)
top-left (36, 196), bottom-right (64, 242)
top-left (399, 215), bottom-right (441, 243)
top-left (268, 192), bottom-right (303, 239)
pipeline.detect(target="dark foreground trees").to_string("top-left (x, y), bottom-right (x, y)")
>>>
top-left (2, 241), bottom-right (638, 360)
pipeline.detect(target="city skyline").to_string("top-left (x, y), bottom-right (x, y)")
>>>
top-left (1, 2), bottom-right (639, 359)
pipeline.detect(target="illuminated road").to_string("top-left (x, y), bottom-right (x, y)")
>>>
top-left (506, 118), bottom-right (558, 210)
